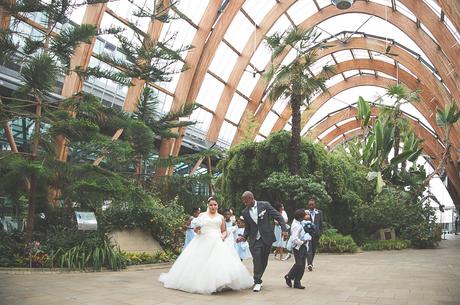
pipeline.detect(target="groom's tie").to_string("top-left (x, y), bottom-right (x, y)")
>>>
top-left (250, 206), bottom-right (261, 240)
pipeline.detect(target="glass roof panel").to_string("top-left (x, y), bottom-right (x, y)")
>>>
top-left (107, 0), bottom-right (153, 32)
top-left (255, 135), bottom-right (266, 142)
top-left (287, 0), bottom-right (318, 25)
top-left (351, 49), bottom-right (370, 59)
top-left (209, 43), bottom-right (239, 81)
top-left (250, 42), bottom-right (272, 71)
top-left (325, 74), bottom-right (345, 88)
top-left (259, 111), bottom-right (279, 136)
top-left (420, 22), bottom-right (438, 43)
top-left (225, 11), bottom-right (255, 53)
top-left (196, 74), bottom-right (225, 111)
top-left (395, 1), bottom-right (417, 23)
top-left (422, 0), bottom-right (441, 18)
top-left (218, 122), bottom-right (237, 145)
top-left (370, 51), bottom-right (395, 64)
top-left (343, 70), bottom-right (360, 78)
top-left (272, 96), bottom-right (289, 114)
top-left (376, 71), bottom-right (397, 80)
top-left (237, 69), bottom-right (261, 97)
top-left (333, 50), bottom-right (354, 62)
top-left (311, 54), bottom-right (334, 75)
top-left (100, 13), bottom-right (137, 47)
top-left (267, 14), bottom-right (292, 36)
top-left (175, 0), bottom-right (210, 25)
top-left (225, 94), bottom-right (248, 124)
top-left (189, 108), bottom-right (213, 133)
top-left (159, 13), bottom-right (196, 60)
top-left (361, 69), bottom-right (375, 75)
top-left (243, 0), bottom-right (277, 25)
top-left (316, 0), bottom-right (332, 9)
top-left (69, 4), bottom-right (86, 24)
top-left (284, 122), bottom-right (291, 131)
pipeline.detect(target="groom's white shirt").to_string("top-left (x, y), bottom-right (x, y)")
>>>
top-left (249, 201), bottom-right (261, 240)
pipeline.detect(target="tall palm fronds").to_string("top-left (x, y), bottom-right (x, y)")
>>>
top-left (265, 27), bottom-right (333, 175)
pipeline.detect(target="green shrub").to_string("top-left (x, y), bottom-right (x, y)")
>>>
top-left (101, 196), bottom-right (186, 253)
top-left (122, 250), bottom-right (177, 266)
top-left (361, 239), bottom-right (411, 251)
top-left (48, 237), bottom-right (125, 271)
top-left (318, 229), bottom-right (358, 253)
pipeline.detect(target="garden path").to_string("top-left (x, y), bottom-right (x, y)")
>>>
top-left (1, 235), bottom-right (460, 305)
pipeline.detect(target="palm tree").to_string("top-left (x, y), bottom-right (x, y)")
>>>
top-left (265, 27), bottom-right (332, 175)
top-left (420, 102), bottom-right (460, 189)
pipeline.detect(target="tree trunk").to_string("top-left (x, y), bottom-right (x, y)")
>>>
top-left (289, 95), bottom-right (301, 176)
top-left (25, 172), bottom-right (37, 242)
top-left (26, 97), bottom-right (42, 241)
top-left (393, 125), bottom-right (400, 158)
top-left (3, 121), bottom-right (18, 153)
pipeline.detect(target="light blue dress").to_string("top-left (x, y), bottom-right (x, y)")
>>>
top-left (234, 228), bottom-right (252, 260)
top-left (272, 211), bottom-right (289, 248)
top-left (183, 216), bottom-right (197, 249)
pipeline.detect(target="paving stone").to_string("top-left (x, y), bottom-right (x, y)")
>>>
top-left (1, 235), bottom-right (460, 305)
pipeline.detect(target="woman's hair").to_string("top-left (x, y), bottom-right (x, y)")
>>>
top-left (294, 208), bottom-right (306, 221)
top-left (223, 208), bottom-right (231, 214)
top-left (207, 196), bottom-right (217, 203)
top-left (191, 207), bottom-right (200, 214)
top-left (274, 203), bottom-right (284, 212)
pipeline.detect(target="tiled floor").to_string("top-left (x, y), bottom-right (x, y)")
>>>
top-left (1, 235), bottom-right (459, 305)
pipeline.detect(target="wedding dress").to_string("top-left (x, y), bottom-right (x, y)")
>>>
top-left (159, 213), bottom-right (254, 294)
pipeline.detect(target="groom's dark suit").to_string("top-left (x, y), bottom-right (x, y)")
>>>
top-left (242, 201), bottom-right (288, 284)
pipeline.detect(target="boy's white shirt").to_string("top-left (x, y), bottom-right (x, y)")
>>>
top-left (290, 220), bottom-right (312, 250)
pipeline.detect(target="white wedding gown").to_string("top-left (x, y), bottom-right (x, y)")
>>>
top-left (159, 213), bottom-right (254, 294)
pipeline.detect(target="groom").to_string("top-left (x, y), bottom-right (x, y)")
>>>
top-left (239, 191), bottom-right (288, 292)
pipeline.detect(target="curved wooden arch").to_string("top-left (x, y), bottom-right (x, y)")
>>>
top-left (318, 116), bottom-right (460, 195)
top-left (438, 0), bottom-right (460, 35)
top-left (250, 40), bottom-right (459, 144)
top-left (232, 1), bottom-right (460, 145)
top-left (261, 59), bottom-right (459, 150)
top-left (271, 59), bottom-right (457, 144)
top-left (157, 0), bottom-right (244, 174)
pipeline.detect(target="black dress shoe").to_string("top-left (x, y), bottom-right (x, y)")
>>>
top-left (293, 283), bottom-right (305, 289)
top-left (307, 265), bottom-right (313, 271)
top-left (284, 275), bottom-right (292, 288)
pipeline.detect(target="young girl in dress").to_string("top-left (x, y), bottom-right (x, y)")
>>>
top-left (183, 207), bottom-right (200, 249)
top-left (273, 203), bottom-right (290, 260)
top-left (223, 209), bottom-right (237, 250)
top-left (234, 217), bottom-right (252, 261)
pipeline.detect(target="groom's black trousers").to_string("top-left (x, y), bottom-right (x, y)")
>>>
top-left (250, 239), bottom-right (271, 284)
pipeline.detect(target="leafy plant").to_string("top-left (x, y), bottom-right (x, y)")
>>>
top-left (361, 239), bottom-right (411, 251)
top-left (318, 229), bottom-right (358, 253)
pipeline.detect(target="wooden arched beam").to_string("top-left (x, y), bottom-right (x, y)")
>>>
top-left (122, 0), bottom-right (171, 113)
top-left (269, 59), bottom-right (458, 148)
top-left (318, 116), bottom-right (460, 197)
top-left (250, 39), bottom-right (458, 144)
top-left (437, 0), bottom-right (460, 35)
top-left (56, 3), bottom-right (107, 161)
top-left (233, 1), bottom-right (460, 145)
top-left (205, 0), bottom-right (297, 142)
top-left (309, 107), bottom-right (438, 145)
top-left (158, 0), bottom-right (245, 167)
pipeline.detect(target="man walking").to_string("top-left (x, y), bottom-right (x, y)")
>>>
top-left (239, 191), bottom-right (288, 292)
top-left (307, 198), bottom-right (323, 271)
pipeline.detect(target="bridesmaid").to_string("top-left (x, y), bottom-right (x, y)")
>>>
top-left (273, 204), bottom-right (290, 260)
top-left (183, 207), bottom-right (200, 250)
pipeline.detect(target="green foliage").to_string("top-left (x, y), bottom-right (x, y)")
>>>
top-left (149, 175), bottom-right (210, 213)
top-left (16, 53), bottom-right (59, 98)
top-left (259, 172), bottom-right (331, 215)
top-left (361, 239), bottom-right (411, 251)
top-left (101, 195), bottom-right (186, 252)
top-left (49, 236), bottom-right (125, 271)
top-left (318, 229), bottom-right (358, 253)
top-left (121, 250), bottom-right (176, 266)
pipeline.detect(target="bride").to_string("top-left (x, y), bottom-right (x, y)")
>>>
top-left (159, 197), bottom-right (254, 294)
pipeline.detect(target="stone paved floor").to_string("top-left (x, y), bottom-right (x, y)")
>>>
top-left (1, 235), bottom-right (460, 305)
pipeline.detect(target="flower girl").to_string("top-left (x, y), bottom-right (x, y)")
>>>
top-left (234, 217), bottom-right (252, 260)
top-left (183, 207), bottom-right (200, 249)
